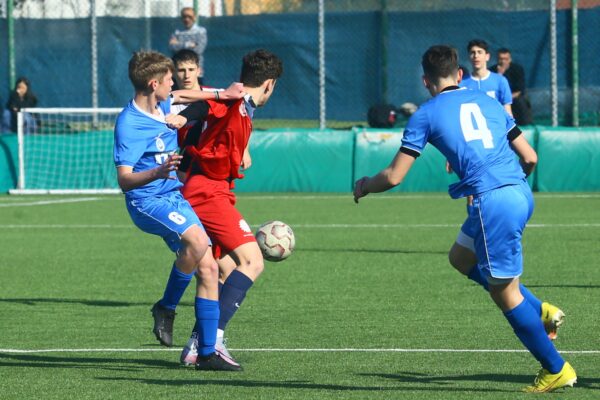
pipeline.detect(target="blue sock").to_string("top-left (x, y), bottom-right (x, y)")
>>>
top-left (159, 263), bottom-right (194, 310)
top-left (468, 266), bottom-right (542, 316)
top-left (504, 298), bottom-right (564, 373)
top-left (218, 270), bottom-right (254, 331)
top-left (191, 282), bottom-right (225, 336)
top-left (195, 297), bottom-right (219, 357)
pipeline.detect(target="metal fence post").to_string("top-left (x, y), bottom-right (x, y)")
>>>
top-left (318, 0), bottom-right (326, 130)
top-left (91, 0), bottom-right (98, 110)
top-left (550, 0), bottom-right (558, 127)
top-left (572, 0), bottom-right (579, 127)
top-left (8, 0), bottom-right (15, 89)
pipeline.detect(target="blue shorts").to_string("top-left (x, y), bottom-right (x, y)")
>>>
top-left (457, 180), bottom-right (534, 280)
top-left (126, 190), bottom-right (207, 253)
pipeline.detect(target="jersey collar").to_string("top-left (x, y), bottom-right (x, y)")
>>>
top-left (244, 94), bottom-right (256, 119)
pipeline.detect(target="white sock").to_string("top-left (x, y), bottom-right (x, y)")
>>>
top-left (216, 329), bottom-right (225, 344)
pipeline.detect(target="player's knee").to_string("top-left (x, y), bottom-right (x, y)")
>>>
top-left (448, 243), bottom-right (476, 275)
top-left (182, 231), bottom-right (210, 264)
top-left (243, 256), bottom-right (264, 278)
top-left (197, 257), bottom-right (219, 281)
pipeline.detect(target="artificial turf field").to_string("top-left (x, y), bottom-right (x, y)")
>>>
top-left (0, 193), bottom-right (598, 399)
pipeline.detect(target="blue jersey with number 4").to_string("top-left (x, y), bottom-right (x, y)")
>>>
top-left (114, 98), bottom-right (182, 199)
top-left (401, 87), bottom-right (524, 199)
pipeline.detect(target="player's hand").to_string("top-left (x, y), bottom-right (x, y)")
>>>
top-left (156, 154), bottom-right (182, 179)
top-left (353, 176), bottom-right (370, 204)
top-left (166, 114), bottom-right (187, 129)
top-left (241, 149), bottom-right (252, 170)
top-left (445, 160), bottom-right (453, 174)
top-left (220, 82), bottom-right (245, 100)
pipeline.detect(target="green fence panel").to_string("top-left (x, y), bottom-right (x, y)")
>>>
top-left (536, 128), bottom-right (600, 191)
top-left (0, 134), bottom-right (18, 193)
top-left (235, 129), bottom-right (354, 192)
top-left (353, 128), bottom-right (458, 192)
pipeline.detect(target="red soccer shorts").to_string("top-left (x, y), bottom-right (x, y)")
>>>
top-left (181, 174), bottom-right (256, 259)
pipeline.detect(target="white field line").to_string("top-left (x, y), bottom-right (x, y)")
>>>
top-left (0, 223), bottom-right (598, 229)
top-left (0, 197), bottom-right (99, 207)
top-left (0, 347), bottom-right (597, 354)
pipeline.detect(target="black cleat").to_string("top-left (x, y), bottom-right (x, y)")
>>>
top-left (195, 352), bottom-right (243, 371)
top-left (151, 301), bottom-right (175, 347)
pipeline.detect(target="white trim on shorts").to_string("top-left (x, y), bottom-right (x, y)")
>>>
top-left (455, 229), bottom-right (475, 252)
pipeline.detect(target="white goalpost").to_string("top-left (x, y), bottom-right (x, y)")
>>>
top-left (10, 108), bottom-right (123, 195)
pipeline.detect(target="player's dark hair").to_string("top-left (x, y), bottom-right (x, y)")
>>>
top-left (172, 49), bottom-right (199, 67)
top-left (467, 39), bottom-right (489, 53)
top-left (422, 45), bottom-right (459, 83)
top-left (240, 49), bottom-right (283, 88)
top-left (497, 47), bottom-right (511, 55)
top-left (128, 50), bottom-right (174, 92)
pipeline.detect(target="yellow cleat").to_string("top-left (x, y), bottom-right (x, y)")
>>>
top-left (541, 302), bottom-right (565, 340)
top-left (524, 362), bottom-right (577, 393)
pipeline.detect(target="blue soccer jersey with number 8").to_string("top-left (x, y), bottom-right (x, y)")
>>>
top-left (401, 87), bottom-right (524, 199)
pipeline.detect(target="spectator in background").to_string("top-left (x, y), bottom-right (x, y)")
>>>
top-left (3, 77), bottom-right (38, 134)
top-left (169, 7), bottom-right (207, 85)
top-left (491, 48), bottom-right (533, 125)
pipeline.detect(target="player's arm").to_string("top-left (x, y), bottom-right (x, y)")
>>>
top-left (508, 127), bottom-right (537, 177)
top-left (354, 151), bottom-right (416, 203)
top-left (165, 101), bottom-right (209, 129)
top-left (116, 154), bottom-right (182, 192)
top-left (171, 82), bottom-right (245, 104)
top-left (500, 77), bottom-right (514, 116)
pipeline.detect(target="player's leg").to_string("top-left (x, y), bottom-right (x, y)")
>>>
top-left (218, 241), bottom-right (264, 333)
top-left (450, 208), bottom-right (566, 340)
top-left (181, 176), bottom-right (258, 365)
top-left (475, 184), bottom-right (575, 392)
top-left (192, 243), bottom-right (241, 371)
top-left (489, 278), bottom-right (575, 392)
top-left (449, 235), bottom-right (541, 312)
top-left (127, 191), bottom-right (209, 347)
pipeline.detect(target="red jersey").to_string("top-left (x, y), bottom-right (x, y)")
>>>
top-left (184, 98), bottom-right (252, 181)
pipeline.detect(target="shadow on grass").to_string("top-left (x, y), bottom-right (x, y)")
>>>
top-left (96, 376), bottom-right (518, 393)
top-left (298, 248), bottom-right (447, 255)
top-left (0, 298), bottom-right (194, 307)
top-left (0, 353), bottom-right (179, 372)
top-left (527, 285), bottom-right (600, 289)
top-left (360, 371), bottom-right (599, 390)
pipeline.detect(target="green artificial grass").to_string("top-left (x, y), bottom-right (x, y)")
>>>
top-left (0, 193), bottom-right (598, 399)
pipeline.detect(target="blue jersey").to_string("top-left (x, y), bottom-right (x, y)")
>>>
top-left (114, 98), bottom-right (182, 199)
top-left (401, 87), bottom-right (525, 199)
top-left (459, 71), bottom-right (512, 106)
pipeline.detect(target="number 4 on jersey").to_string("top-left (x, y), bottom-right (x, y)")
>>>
top-left (460, 103), bottom-right (494, 149)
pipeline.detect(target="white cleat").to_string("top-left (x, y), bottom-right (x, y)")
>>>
top-left (215, 337), bottom-right (241, 368)
top-left (180, 332), bottom-right (198, 366)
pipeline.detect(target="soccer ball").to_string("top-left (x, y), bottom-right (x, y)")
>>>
top-left (255, 221), bottom-right (295, 262)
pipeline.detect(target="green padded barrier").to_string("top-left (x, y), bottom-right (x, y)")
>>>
top-left (353, 128), bottom-right (458, 193)
top-left (0, 134), bottom-right (18, 193)
top-left (536, 128), bottom-right (600, 191)
top-left (235, 129), bottom-right (354, 192)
